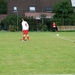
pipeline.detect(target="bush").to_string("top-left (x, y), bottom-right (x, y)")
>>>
top-left (37, 23), bottom-right (47, 31)
top-left (1, 15), bottom-right (53, 31)
top-left (1, 15), bottom-right (22, 31)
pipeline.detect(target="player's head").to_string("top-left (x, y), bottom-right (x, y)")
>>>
top-left (22, 18), bottom-right (24, 21)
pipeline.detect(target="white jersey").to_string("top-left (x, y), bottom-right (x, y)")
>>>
top-left (22, 21), bottom-right (29, 30)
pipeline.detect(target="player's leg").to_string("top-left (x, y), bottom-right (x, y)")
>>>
top-left (27, 34), bottom-right (30, 41)
top-left (22, 34), bottom-right (25, 40)
top-left (22, 30), bottom-right (26, 41)
top-left (26, 30), bottom-right (30, 41)
top-left (25, 30), bottom-right (30, 41)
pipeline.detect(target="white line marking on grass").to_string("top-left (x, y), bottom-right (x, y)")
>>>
top-left (57, 36), bottom-right (74, 42)
top-left (45, 33), bottom-right (75, 43)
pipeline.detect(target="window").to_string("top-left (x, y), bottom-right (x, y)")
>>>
top-left (29, 7), bottom-right (36, 12)
top-left (71, 0), bottom-right (75, 7)
top-left (45, 7), bottom-right (52, 12)
top-left (13, 6), bottom-right (18, 12)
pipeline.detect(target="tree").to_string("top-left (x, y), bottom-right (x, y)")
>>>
top-left (1, 15), bottom-right (22, 31)
top-left (0, 0), bottom-right (7, 14)
top-left (52, 0), bottom-right (74, 25)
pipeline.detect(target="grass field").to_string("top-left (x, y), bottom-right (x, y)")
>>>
top-left (0, 31), bottom-right (75, 75)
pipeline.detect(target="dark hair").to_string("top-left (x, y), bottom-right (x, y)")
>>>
top-left (22, 18), bottom-right (25, 21)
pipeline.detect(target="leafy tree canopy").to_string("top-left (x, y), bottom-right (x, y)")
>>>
top-left (0, 0), bottom-right (7, 14)
top-left (53, 0), bottom-right (74, 19)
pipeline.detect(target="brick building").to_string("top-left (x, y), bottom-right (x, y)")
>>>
top-left (7, 0), bottom-right (62, 18)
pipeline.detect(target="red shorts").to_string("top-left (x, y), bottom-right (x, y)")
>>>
top-left (23, 30), bottom-right (28, 35)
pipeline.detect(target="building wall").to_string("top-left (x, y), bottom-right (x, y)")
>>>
top-left (0, 15), bottom-right (7, 22)
top-left (7, 0), bottom-right (62, 16)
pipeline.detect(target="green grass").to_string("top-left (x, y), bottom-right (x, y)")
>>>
top-left (0, 31), bottom-right (75, 75)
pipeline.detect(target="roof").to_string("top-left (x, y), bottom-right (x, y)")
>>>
top-left (25, 12), bottom-right (55, 19)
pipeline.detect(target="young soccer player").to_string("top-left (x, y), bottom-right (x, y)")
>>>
top-left (52, 22), bottom-right (57, 32)
top-left (21, 18), bottom-right (30, 41)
